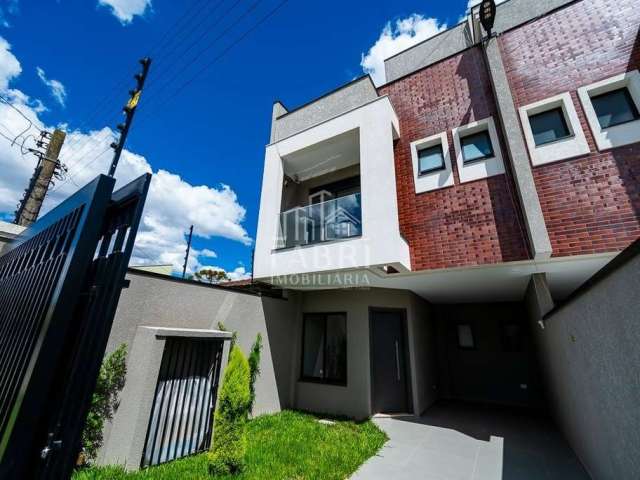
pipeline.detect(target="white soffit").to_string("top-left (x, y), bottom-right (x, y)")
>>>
top-left (281, 128), bottom-right (360, 181)
top-left (270, 253), bottom-right (616, 303)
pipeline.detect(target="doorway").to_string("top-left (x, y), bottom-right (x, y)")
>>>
top-left (369, 308), bottom-right (412, 414)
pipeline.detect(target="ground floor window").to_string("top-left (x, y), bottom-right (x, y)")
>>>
top-left (301, 313), bottom-right (347, 385)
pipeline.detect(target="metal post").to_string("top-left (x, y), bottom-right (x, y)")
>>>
top-left (182, 225), bottom-right (194, 279)
top-left (108, 58), bottom-right (152, 177)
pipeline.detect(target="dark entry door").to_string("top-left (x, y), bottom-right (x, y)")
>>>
top-left (370, 309), bottom-right (410, 414)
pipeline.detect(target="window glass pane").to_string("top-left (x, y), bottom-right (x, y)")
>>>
top-left (457, 324), bottom-right (474, 348)
top-left (592, 88), bottom-right (640, 129)
top-left (325, 314), bottom-right (347, 382)
top-left (461, 131), bottom-right (494, 162)
top-left (302, 315), bottom-right (325, 379)
top-left (418, 144), bottom-right (444, 173)
top-left (529, 107), bottom-right (571, 146)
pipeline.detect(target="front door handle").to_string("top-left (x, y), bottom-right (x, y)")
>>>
top-left (395, 340), bottom-right (401, 381)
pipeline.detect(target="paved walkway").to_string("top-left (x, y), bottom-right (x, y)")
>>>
top-left (351, 402), bottom-right (589, 480)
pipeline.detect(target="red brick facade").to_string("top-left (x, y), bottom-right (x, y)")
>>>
top-left (380, 0), bottom-right (640, 269)
top-left (500, 0), bottom-right (640, 257)
top-left (379, 47), bottom-right (530, 270)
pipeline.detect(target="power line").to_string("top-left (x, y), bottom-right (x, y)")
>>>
top-left (140, 0), bottom-right (289, 119)
top-left (58, 0), bottom-right (226, 169)
top-left (54, 0), bottom-right (216, 162)
top-left (62, 0), bottom-right (290, 179)
top-left (0, 94), bottom-right (42, 132)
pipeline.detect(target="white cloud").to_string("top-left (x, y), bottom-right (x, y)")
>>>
top-left (0, 0), bottom-right (19, 28)
top-left (98, 0), bottom-right (152, 24)
top-left (0, 37), bottom-right (20, 90)
top-left (361, 14), bottom-right (447, 86)
top-left (36, 67), bottom-right (67, 107)
top-left (0, 35), bottom-right (251, 277)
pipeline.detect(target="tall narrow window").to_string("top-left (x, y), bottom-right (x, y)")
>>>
top-left (591, 87), bottom-right (640, 129)
top-left (457, 324), bottom-right (475, 349)
top-left (529, 107), bottom-right (571, 146)
top-left (461, 130), bottom-right (494, 163)
top-left (418, 144), bottom-right (445, 174)
top-left (301, 313), bottom-right (347, 384)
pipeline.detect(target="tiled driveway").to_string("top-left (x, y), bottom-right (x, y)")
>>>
top-left (351, 401), bottom-right (589, 480)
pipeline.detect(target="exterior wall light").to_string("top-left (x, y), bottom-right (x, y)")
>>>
top-left (479, 0), bottom-right (497, 36)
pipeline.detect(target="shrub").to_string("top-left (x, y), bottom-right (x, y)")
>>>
top-left (247, 333), bottom-right (262, 414)
top-left (216, 321), bottom-right (237, 358)
top-left (81, 344), bottom-right (127, 463)
top-left (207, 345), bottom-right (251, 476)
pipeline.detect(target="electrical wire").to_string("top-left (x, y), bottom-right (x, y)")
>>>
top-left (0, 94), bottom-right (42, 132)
top-left (139, 0), bottom-right (289, 120)
top-left (63, 0), bottom-right (290, 177)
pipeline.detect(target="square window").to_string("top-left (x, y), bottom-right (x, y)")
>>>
top-left (529, 107), bottom-right (572, 146)
top-left (301, 313), bottom-right (347, 384)
top-left (591, 87), bottom-right (640, 129)
top-left (457, 324), bottom-right (475, 349)
top-left (461, 130), bottom-right (494, 163)
top-left (418, 144), bottom-right (445, 174)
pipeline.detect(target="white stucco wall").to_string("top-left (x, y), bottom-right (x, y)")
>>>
top-left (254, 97), bottom-right (410, 281)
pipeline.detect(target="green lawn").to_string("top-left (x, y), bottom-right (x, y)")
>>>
top-left (73, 410), bottom-right (387, 480)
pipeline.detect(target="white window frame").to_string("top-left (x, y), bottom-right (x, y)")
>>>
top-left (410, 132), bottom-right (453, 193)
top-left (518, 92), bottom-right (590, 166)
top-left (577, 70), bottom-right (640, 150)
top-left (452, 117), bottom-right (504, 183)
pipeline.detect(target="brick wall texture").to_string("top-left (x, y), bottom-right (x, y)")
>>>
top-left (379, 46), bottom-right (530, 270)
top-left (500, 0), bottom-right (640, 257)
top-left (380, 0), bottom-right (639, 269)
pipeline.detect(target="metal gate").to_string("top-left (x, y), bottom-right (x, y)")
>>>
top-left (141, 337), bottom-right (225, 468)
top-left (0, 173), bottom-right (151, 479)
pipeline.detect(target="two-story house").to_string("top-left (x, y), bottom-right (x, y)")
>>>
top-left (253, 0), bottom-right (640, 420)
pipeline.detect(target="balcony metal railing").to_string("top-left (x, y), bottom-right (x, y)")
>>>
top-left (277, 192), bottom-right (362, 249)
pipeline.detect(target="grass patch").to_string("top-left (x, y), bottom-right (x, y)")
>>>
top-left (73, 410), bottom-right (387, 480)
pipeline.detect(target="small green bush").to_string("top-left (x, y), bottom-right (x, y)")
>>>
top-left (247, 333), bottom-right (262, 415)
top-left (81, 344), bottom-right (127, 463)
top-left (207, 345), bottom-right (251, 476)
top-left (217, 321), bottom-right (237, 359)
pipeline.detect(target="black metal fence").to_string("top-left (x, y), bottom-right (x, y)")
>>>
top-left (141, 337), bottom-right (225, 468)
top-left (0, 173), bottom-right (151, 479)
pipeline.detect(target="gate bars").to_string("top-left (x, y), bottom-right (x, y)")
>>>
top-left (141, 337), bottom-right (225, 468)
top-left (0, 173), bottom-right (151, 479)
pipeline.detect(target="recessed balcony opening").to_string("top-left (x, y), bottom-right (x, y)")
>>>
top-left (277, 129), bottom-right (362, 249)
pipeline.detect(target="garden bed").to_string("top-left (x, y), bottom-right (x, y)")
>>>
top-left (73, 410), bottom-right (387, 479)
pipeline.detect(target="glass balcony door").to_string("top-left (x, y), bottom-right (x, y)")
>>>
top-left (278, 193), bottom-right (362, 248)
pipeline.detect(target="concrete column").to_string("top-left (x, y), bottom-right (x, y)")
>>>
top-left (484, 37), bottom-right (553, 260)
top-left (525, 273), bottom-right (554, 325)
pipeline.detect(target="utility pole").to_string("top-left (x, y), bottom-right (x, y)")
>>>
top-left (108, 57), bottom-right (151, 177)
top-left (182, 225), bottom-right (194, 279)
top-left (15, 128), bottom-right (66, 227)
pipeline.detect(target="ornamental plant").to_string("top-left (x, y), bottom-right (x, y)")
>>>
top-left (207, 345), bottom-right (251, 476)
top-left (247, 333), bottom-right (262, 415)
top-left (80, 344), bottom-right (127, 463)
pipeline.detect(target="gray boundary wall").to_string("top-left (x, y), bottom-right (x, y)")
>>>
top-left (525, 252), bottom-right (640, 479)
top-left (99, 271), bottom-right (299, 468)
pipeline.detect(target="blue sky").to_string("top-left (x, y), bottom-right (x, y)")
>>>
top-left (0, 0), bottom-right (476, 279)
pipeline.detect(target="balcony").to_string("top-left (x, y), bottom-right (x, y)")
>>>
top-left (277, 193), bottom-right (362, 249)
top-left (253, 94), bottom-right (410, 281)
